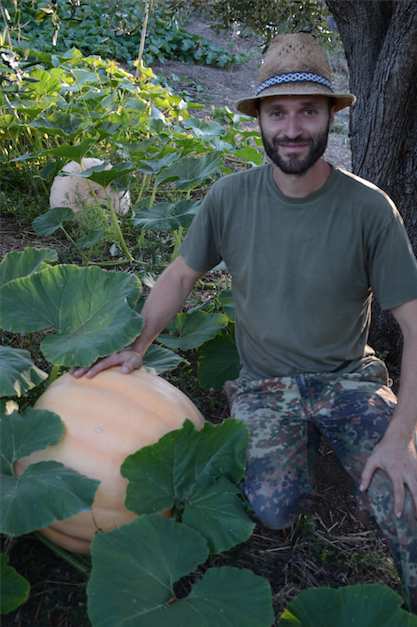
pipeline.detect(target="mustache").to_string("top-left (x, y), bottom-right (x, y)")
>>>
top-left (274, 137), bottom-right (313, 147)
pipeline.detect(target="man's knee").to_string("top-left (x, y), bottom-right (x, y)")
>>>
top-left (244, 483), bottom-right (304, 530)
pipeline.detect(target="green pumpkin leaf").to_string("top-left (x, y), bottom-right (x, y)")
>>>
top-left (136, 152), bottom-right (178, 174)
top-left (182, 118), bottom-right (224, 139)
top-left (1, 461), bottom-right (99, 536)
top-left (0, 408), bottom-right (99, 535)
top-left (277, 584), bottom-right (417, 627)
top-left (32, 207), bottom-right (74, 236)
top-left (234, 147), bottom-right (264, 166)
top-left (0, 408), bottom-right (63, 473)
top-left (87, 515), bottom-right (273, 627)
top-left (143, 344), bottom-right (185, 374)
top-left (122, 420), bottom-right (250, 553)
top-left (133, 199), bottom-right (200, 231)
top-left (42, 139), bottom-right (95, 162)
top-left (0, 347), bottom-right (48, 398)
top-left (0, 247), bottom-right (58, 288)
top-left (197, 332), bottom-right (240, 390)
top-left (31, 112), bottom-right (86, 136)
top-left (74, 161), bottom-right (134, 187)
top-left (0, 265), bottom-right (143, 367)
top-left (157, 153), bottom-right (223, 189)
top-left (159, 311), bottom-right (229, 351)
top-left (0, 553), bottom-right (30, 614)
top-left (183, 477), bottom-right (254, 552)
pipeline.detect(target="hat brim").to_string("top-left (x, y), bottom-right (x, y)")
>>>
top-left (235, 83), bottom-right (356, 117)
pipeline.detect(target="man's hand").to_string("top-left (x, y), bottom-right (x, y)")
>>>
top-left (360, 434), bottom-right (417, 518)
top-left (72, 349), bottom-right (143, 379)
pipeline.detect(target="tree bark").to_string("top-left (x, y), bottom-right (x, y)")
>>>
top-left (326, 0), bottom-right (417, 378)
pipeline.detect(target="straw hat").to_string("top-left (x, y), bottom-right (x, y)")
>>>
top-left (236, 32), bottom-right (355, 117)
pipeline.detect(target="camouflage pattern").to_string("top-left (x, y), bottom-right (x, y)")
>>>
top-left (229, 358), bottom-right (417, 612)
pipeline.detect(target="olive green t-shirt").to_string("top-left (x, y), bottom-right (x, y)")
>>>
top-left (180, 164), bottom-right (417, 378)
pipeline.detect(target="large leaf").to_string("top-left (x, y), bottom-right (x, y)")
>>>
top-left (156, 153), bottom-right (223, 189)
top-left (197, 332), bottom-right (240, 390)
top-left (42, 139), bottom-right (95, 161)
top-left (0, 346), bottom-right (47, 398)
top-left (136, 152), bottom-right (178, 174)
top-left (182, 477), bottom-right (254, 553)
top-left (133, 199), bottom-right (200, 232)
top-left (30, 112), bottom-right (86, 136)
top-left (72, 161), bottom-right (134, 187)
top-left (182, 118), bottom-right (224, 139)
top-left (277, 584), bottom-right (417, 627)
top-left (122, 420), bottom-right (250, 553)
top-left (0, 408), bottom-right (63, 474)
top-left (0, 265), bottom-right (143, 367)
top-left (32, 206), bottom-right (74, 236)
top-left (87, 515), bottom-right (273, 627)
top-left (0, 553), bottom-right (30, 614)
top-left (0, 247), bottom-right (58, 288)
top-left (0, 408), bottom-right (99, 535)
top-left (143, 344), bottom-right (185, 374)
top-left (158, 311), bottom-right (229, 351)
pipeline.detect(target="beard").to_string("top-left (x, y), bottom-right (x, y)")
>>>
top-left (260, 120), bottom-right (331, 175)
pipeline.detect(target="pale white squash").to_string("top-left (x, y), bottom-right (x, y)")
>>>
top-left (49, 158), bottom-right (131, 216)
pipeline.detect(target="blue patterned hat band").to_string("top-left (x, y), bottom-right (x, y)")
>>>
top-left (255, 72), bottom-right (333, 96)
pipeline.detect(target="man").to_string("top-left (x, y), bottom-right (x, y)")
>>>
top-left (74, 33), bottom-right (417, 610)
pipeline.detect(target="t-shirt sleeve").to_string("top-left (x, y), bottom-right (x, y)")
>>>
top-left (368, 206), bottom-right (417, 310)
top-left (180, 187), bottom-right (222, 273)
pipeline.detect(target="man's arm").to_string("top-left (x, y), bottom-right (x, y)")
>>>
top-left (72, 256), bottom-right (204, 378)
top-left (360, 298), bottom-right (417, 517)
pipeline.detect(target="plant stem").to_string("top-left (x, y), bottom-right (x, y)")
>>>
top-left (137, 174), bottom-right (149, 203)
top-left (48, 364), bottom-right (61, 385)
top-left (88, 259), bottom-right (133, 267)
top-left (60, 225), bottom-right (88, 265)
top-left (149, 179), bottom-right (158, 207)
top-left (0, 0), bottom-right (13, 48)
top-left (35, 533), bottom-right (90, 576)
top-left (135, 0), bottom-right (153, 75)
top-left (109, 205), bottom-right (134, 261)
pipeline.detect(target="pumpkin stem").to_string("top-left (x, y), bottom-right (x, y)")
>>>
top-left (48, 364), bottom-right (61, 385)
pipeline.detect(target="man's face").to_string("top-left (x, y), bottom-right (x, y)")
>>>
top-left (258, 95), bottom-right (333, 175)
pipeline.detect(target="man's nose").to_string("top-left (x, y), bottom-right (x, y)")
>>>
top-left (284, 115), bottom-right (303, 138)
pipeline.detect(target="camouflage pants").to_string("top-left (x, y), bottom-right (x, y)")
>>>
top-left (229, 359), bottom-right (417, 611)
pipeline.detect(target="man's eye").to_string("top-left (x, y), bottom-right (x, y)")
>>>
top-left (304, 109), bottom-right (317, 116)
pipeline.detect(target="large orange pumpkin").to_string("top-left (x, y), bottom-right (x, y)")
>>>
top-left (15, 368), bottom-right (204, 553)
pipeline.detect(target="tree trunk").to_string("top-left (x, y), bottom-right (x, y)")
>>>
top-left (326, 0), bottom-right (417, 379)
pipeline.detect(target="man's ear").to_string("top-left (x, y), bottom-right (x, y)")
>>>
top-left (329, 106), bottom-right (337, 128)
